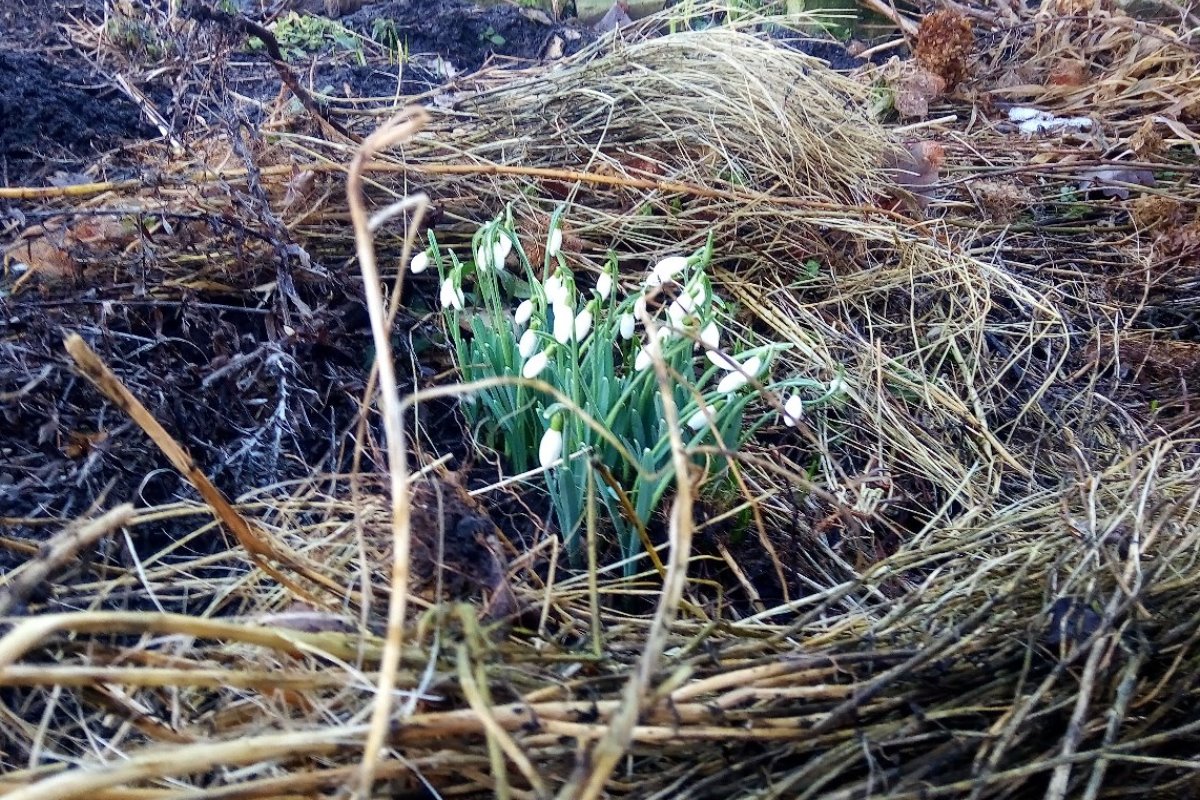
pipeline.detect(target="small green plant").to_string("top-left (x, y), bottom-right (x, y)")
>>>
top-left (248, 12), bottom-right (364, 63)
top-left (370, 18), bottom-right (407, 63)
top-left (425, 209), bottom-right (843, 571)
top-left (480, 25), bottom-right (506, 46)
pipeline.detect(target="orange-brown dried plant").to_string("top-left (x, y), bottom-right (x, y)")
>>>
top-left (915, 9), bottom-right (974, 91)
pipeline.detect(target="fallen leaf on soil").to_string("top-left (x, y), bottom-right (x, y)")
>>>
top-left (1076, 165), bottom-right (1156, 199)
top-left (881, 140), bottom-right (946, 214)
top-left (594, 0), bottom-right (632, 32)
top-left (1046, 58), bottom-right (1088, 86)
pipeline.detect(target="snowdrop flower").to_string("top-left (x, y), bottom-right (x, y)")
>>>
top-left (574, 303), bottom-right (594, 342)
top-left (518, 327), bottom-right (539, 358)
top-left (523, 349), bottom-right (550, 379)
top-left (477, 231), bottom-right (512, 272)
top-left (699, 321), bottom-right (720, 352)
top-left (667, 293), bottom-right (696, 326)
top-left (826, 376), bottom-right (846, 395)
top-left (686, 404), bottom-right (716, 431)
top-left (409, 251), bottom-right (430, 274)
top-left (439, 273), bottom-right (464, 310)
top-left (715, 355), bottom-right (763, 395)
top-left (552, 301), bottom-right (574, 344)
top-left (538, 417), bottom-right (564, 469)
top-left (707, 348), bottom-right (740, 371)
top-left (635, 345), bottom-right (654, 372)
top-left (544, 272), bottom-right (570, 306)
top-left (619, 313), bottom-right (636, 340)
top-left (646, 255), bottom-right (688, 286)
top-left (547, 227), bottom-right (563, 258)
top-left (514, 299), bottom-right (534, 327)
top-left (595, 270), bottom-right (613, 301)
top-left (493, 233), bottom-right (513, 266)
top-left (781, 394), bottom-right (803, 426)
top-left (633, 294), bottom-right (648, 319)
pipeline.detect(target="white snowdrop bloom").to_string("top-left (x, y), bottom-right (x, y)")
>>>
top-left (518, 328), bottom-right (539, 358)
top-left (667, 293), bottom-right (696, 326)
top-left (717, 369), bottom-right (748, 394)
top-left (409, 251), bottom-right (430, 274)
top-left (574, 306), bottom-right (594, 342)
top-left (619, 313), bottom-right (636, 340)
top-left (544, 273), bottom-right (569, 306)
top-left (538, 426), bottom-right (563, 469)
top-left (523, 350), bottom-right (550, 379)
top-left (635, 345), bottom-right (654, 372)
top-left (699, 321), bottom-right (720, 352)
top-left (552, 301), bottom-right (574, 344)
top-left (490, 235), bottom-right (512, 271)
top-left (634, 294), bottom-right (648, 319)
top-left (439, 277), bottom-right (464, 310)
top-left (782, 394), bottom-right (804, 426)
top-left (688, 278), bottom-right (709, 308)
top-left (649, 255), bottom-right (688, 285)
top-left (707, 348), bottom-right (740, 371)
top-left (514, 299), bottom-right (534, 327)
top-left (826, 376), bottom-right (846, 394)
top-left (716, 355), bottom-right (763, 395)
top-left (547, 227), bottom-right (563, 258)
top-left (595, 271), bottom-right (613, 301)
top-left (686, 404), bottom-right (716, 431)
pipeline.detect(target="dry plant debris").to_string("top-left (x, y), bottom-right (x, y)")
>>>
top-left (2, 0), bottom-right (1200, 798)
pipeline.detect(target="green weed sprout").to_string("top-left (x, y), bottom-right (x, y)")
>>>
top-left (427, 209), bottom-right (829, 570)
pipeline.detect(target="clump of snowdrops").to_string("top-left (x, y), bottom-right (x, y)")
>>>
top-left (422, 208), bottom-right (840, 569)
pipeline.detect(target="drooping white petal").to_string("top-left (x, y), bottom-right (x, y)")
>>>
top-left (619, 313), bottom-right (636, 340)
top-left (439, 278), bottom-right (464, 310)
top-left (538, 426), bottom-right (563, 469)
top-left (574, 306), bottom-right (594, 341)
top-left (409, 251), bottom-right (430, 274)
top-left (544, 273), bottom-right (570, 306)
top-left (686, 404), bottom-right (716, 431)
top-left (699, 321), bottom-right (720, 351)
top-left (716, 370), bottom-right (748, 394)
top-left (595, 271), bottom-right (613, 300)
top-left (635, 345), bottom-right (653, 372)
top-left (514, 299), bottom-right (534, 327)
top-left (650, 255), bottom-right (688, 284)
top-left (552, 301), bottom-right (574, 344)
top-left (493, 234), bottom-right (513, 267)
top-left (523, 350), bottom-right (549, 378)
top-left (634, 295), bottom-right (648, 319)
top-left (707, 349), bottom-right (739, 371)
top-left (547, 228), bottom-right (563, 258)
top-left (518, 328), bottom-right (539, 358)
top-left (782, 394), bottom-right (804, 426)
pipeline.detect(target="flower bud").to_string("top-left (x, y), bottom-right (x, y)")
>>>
top-left (539, 424), bottom-right (563, 469)
top-left (518, 327), bottom-right (539, 358)
top-left (514, 299), bottom-right (534, 327)
top-left (782, 394), bottom-right (803, 426)
top-left (523, 349), bottom-right (550, 378)
top-left (619, 313), bottom-right (636, 340)
top-left (552, 301), bottom-right (574, 344)
top-left (595, 270), bottom-right (613, 300)
top-left (409, 251), bottom-right (430, 274)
